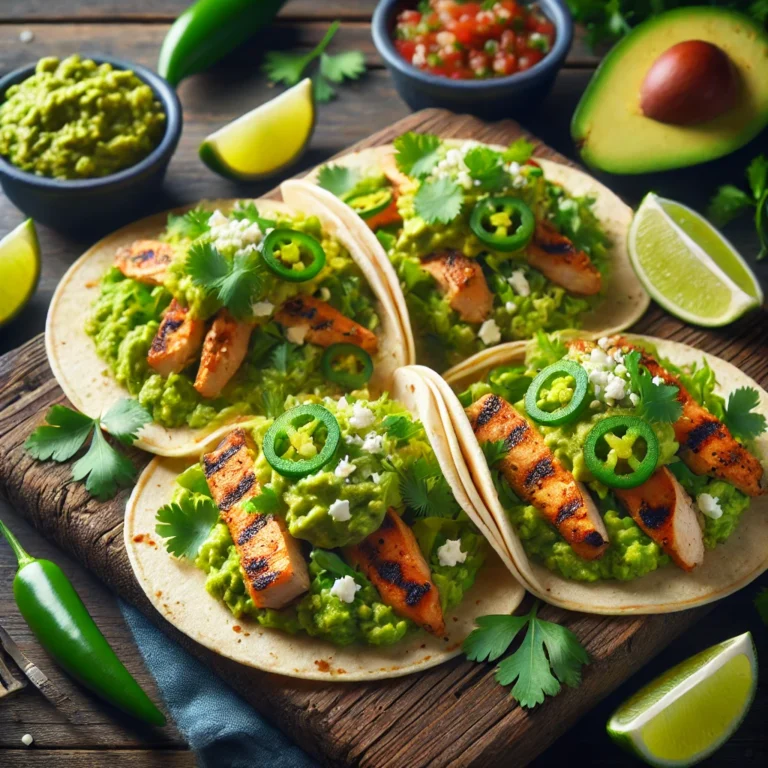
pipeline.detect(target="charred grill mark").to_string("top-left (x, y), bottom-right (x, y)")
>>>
top-left (237, 514), bottom-right (270, 545)
top-left (243, 556), bottom-right (268, 575)
top-left (219, 472), bottom-right (256, 511)
top-left (475, 395), bottom-right (502, 428)
top-left (134, 248), bottom-right (156, 264)
top-left (203, 442), bottom-right (243, 477)
top-left (525, 457), bottom-right (554, 488)
top-left (313, 320), bottom-right (333, 331)
top-left (251, 571), bottom-right (280, 591)
top-left (284, 298), bottom-right (317, 320)
top-left (555, 498), bottom-right (582, 526)
top-left (639, 503), bottom-right (671, 530)
top-left (360, 542), bottom-right (431, 607)
top-left (539, 241), bottom-right (572, 256)
top-left (150, 317), bottom-right (183, 353)
top-left (686, 420), bottom-right (723, 453)
top-left (583, 531), bottom-right (606, 548)
top-left (504, 423), bottom-right (529, 450)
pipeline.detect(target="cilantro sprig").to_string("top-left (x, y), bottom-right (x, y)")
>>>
top-left (383, 414), bottom-right (422, 444)
top-left (263, 20), bottom-right (366, 103)
top-left (155, 495), bottom-right (220, 559)
top-left (317, 164), bottom-right (362, 198)
top-left (464, 602), bottom-right (589, 709)
top-left (414, 176), bottom-right (463, 224)
top-left (394, 132), bottom-right (441, 178)
top-left (708, 154), bottom-right (768, 260)
top-left (388, 456), bottom-right (461, 520)
top-left (167, 208), bottom-right (212, 240)
top-left (724, 387), bottom-right (767, 441)
top-left (625, 351), bottom-right (682, 424)
top-left (25, 399), bottom-right (151, 501)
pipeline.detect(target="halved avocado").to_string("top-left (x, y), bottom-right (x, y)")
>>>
top-left (572, 7), bottom-right (768, 174)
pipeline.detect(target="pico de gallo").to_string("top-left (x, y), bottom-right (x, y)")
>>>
top-left (393, 1), bottom-right (556, 80)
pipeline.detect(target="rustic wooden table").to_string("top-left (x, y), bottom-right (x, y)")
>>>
top-left (0, 2), bottom-right (766, 767)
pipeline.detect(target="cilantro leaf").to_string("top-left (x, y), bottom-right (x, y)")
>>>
top-left (464, 146), bottom-right (506, 190)
top-left (725, 386), bottom-right (767, 441)
top-left (383, 414), bottom-right (422, 443)
top-left (232, 202), bottom-right (276, 231)
top-left (155, 496), bottom-right (220, 560)
top-left (311, 549), bottom-right (357, 578)
top-left (747, 155), bottom-right (768, 200)
top-left (396, 457), bottom-right (460, 519)
top-left (24, 405), bottom-right (95, 462)
top-left (187, 242), bottom-right (229, 286)
top-left (167, 208), bottom-right (212, 240)
top-left (263, 50), bottom-right (311, 86)
top-left (414, 177), bottom-right (463, 224)
top-left (312, 74), bottom-right (336, 103)
top-left (244, 487), bottom-right (281, 515)
top-left (394, 132), bottom-right (441, 178)
top-left (270, 342), bottom-right (300, 375)
top-left (708, 185), bottom-right (754, 227)
top-left (625, 350), bottom-right (682, 424)
top-left (756, 588), bottom-right (768, 626)
top-left (100, 398), bottom-right (151, 446)
top-left (503, 138), bottom-right (534, 164)
top-left (320, 50), bottom-right (366, 84)
top-left (317, 164), bottom-right (362, 198)
top-left (71, 427), bottom-right (137, 501)
top-left (464, 614), bottom-right (528, 662)
top-left (481, 439), bottom-right (508, 468)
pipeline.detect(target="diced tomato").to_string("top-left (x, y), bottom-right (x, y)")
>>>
top-left (400, 10), bottom-right (422, 25)
top-left (395, 40), bottom-right (417, 61)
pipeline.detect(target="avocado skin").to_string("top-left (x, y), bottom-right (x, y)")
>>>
top-left (571, 7), bottom-right (768, 174)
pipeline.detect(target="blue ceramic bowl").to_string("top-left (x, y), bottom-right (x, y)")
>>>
top-left (372, 0), bottom-right (573, 119)
top-left (0, 55), bottom-right (182, 234)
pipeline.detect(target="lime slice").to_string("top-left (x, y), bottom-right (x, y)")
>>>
top-left (0, 219), bottom-right (40, 327)
top-left (607, 632), bottom-right (757, 767)
top-left (628, 193), bottom-right (762, 327)
top-left (199, 78), bottom-right (315, 181)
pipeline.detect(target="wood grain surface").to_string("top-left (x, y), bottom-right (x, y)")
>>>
top-left (2, 107), bottom-right (767, 767)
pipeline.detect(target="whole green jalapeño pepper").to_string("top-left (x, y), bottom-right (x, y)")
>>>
top-left (0, 519), bottom-right (166, 726)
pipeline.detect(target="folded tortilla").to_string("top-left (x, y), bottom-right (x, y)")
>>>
top-left (124, 367), bottom-right (524, 680)
top-left (46, 187), bottom-right (411, 457)
top-left (431, 335), bottom-right (768, 614)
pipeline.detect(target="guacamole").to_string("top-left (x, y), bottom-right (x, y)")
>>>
top-left (162, 393), bottom-right (486, 646)
top-left (466, 334), bottom-right (756, 582)
top-left (86, 206), bottom-right (381, 429)
top-left (0, 55), bottom-right (165, 179)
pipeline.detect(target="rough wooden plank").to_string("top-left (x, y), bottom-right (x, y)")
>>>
top-left (0, 751), bottom-right (195, 768)
top-left (3, 108), bottom-right (761, 768)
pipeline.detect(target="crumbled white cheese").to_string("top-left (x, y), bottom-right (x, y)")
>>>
top-left (319, 287), bottom-right (331, 301)
top-left (337, 396), bottom-right (349, 410)
top-left (349, 402), bottom-right (376, 429)
top-left (478, 318), bottom-right (501, 346)
top-left (589, 369), bottom-right (608, 388)
top-left (251, 300), bottom-right (274, 317)
top-left (597, 337), bottom-right (610, 350)
top-left (590, 348), bottom-right (613, 369)
top-left (508, 269), bottom-right (530, 297)
top-left (612, 349), bottom-right (625, 364)
top-left (505, 301), bottom-right (517, 313)
top-left (614, 363), bottom-right (627, 376)
top-left (209, 210), bottom-right (263, 253)
top-left (21, 734), bottom-right (33, 747)
top-left (652, 376), bottom-right (665, 386)
top-left (369, 471), bottom-right (382, 483)
top-left (330, 575), bottom-right (361, 604)
top-left (629, 393), bottom-right (640, 407)
top-left (285, 325), bottom-right (309, 345)
top-left (362, 432), bottom-right (385, 453)
top-left (328, 499), bottom-right (351, 521)
top-left (604, 377), bottom-right (627, 401)
top-left (334, 455), bottom-right (356, 479)
top-left (697, 493), bottom-right (723, 520)
top-left (345, 434), bottom-right (363, 447)
top-left (437, 539), bottom-right (467, 567)
top-left (208, 209), bottom-right (228, 228)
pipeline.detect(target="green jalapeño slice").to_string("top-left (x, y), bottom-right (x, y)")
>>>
top-left (263, 404), bottom-right (341, 479)
top-left (321, 343), bottom-right (374, 389)
top-left (346, 189), bottom-right (393, 220)
top-left (262, 229), bottom-right (326, 282)
top-left (470, 196), bottom-right (535, 252)
top-left (584, 416), bottom-right (659, 489)
top-left (525, 360), bottom-right (589, 426)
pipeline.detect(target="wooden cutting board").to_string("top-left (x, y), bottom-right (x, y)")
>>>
top-left (1, 109), bottom-right (766, 767)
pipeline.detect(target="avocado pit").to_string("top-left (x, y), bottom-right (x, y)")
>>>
top-left (640, 40), bottom-right (738, 125)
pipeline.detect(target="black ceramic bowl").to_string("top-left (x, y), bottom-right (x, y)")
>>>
top-left (372, 0), bottom-right (573, 120)
top-left (0, 55), bottom-right (182, 234)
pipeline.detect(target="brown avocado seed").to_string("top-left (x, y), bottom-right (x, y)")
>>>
top-left (640, 40), bottom-right (738, 125)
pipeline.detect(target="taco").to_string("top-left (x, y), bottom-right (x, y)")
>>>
top-left (302, 135), bottom-right (648, 373)
top-left (124, 367), bottom-right (524, 680)
top-left (420, 333), bottom-right (768, 614)
top-left (46, 182), bottom-right (410, 456)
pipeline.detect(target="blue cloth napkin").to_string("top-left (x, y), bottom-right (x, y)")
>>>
top-left (120, 601), bottom-right (317, 768)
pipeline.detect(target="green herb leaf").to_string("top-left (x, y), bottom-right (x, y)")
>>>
top-left (376, 229), bottom-right (397, 251)
top-left (167, 208), bottom-right (213, 240)
top-left (100, 398), bottom-right (151, 446)
top-left (312, 74), bottom-right (336, 103)
top-left (311, 549), bottom-right (356, 578)
top-left (747, 155), bottom-right (768, 200)
top-left (71, 427), bottom-right (137, 501)
top-left (155, 496), bottom-right (220, 560)
top-left (708, 185), bottom-right (754, 227)
top-left (625, 351), bottom-right (682, 424)
top-left (24, 405), bottom-right (95, 462)
top-left (481, 439), bottom-right (508, 468)
top-left (396, 457), bottom-right (460, 519)
top-left (394, 132), bottom-right (441, 178)
top-left (414, 176), bottom-right (463, 224)
top-left (464, 614), bottom-right (529, 662)
top-left (270, 342), bottom-right (300, 375)
top-left (725, 386), bottom-right (767, 440)
top-left (317, 164), bottom-right (362, 198)
top-left (464, 146), bottom-right (506, 190)
top-left (320, 50), bottom-right (366, 83)
top-left (502, 138), bottom-right (534, 164)
top-left (244, 487), bottom-right (281, 515)
top-left (263, 50), bottom-right (311, 86)
top-left (187, 242), bottom-right (229, 286)
top-left (383, 414), bottom-right (422, 442)
top-left (232, 202), bottom-right (277, 231)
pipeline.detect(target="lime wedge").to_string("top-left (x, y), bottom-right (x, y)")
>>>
top-left (628, 193), bottom-right (762, 326)
top-left (607, 632), bottom-right (757, 767)
top-left (0, 219), bottom-right (40, 327)
top-left (199, 78), bottom-right (315, 181)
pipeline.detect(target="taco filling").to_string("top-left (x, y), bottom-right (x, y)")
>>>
top-left (316, 134), bottom-right (610, 370)
top-left (86, 203), bottom-right (384, 430)
top-left (458, 334), bottom-right (766, 582)
top-left (154, 394), bottom-right (488, 646)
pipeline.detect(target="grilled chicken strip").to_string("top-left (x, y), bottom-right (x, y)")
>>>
top-left (421, 250), bottom-right (494, 324)
top-left (194, 310), bottom-right (254, 399)
top-left (114, 239), bottom-right (174, 286)
top-left (466, 393), bottom-right (609, 560)
top-left (203, 429), bottom-right (309, 609)
top-left (526, 220), bottom-right (601, 296)
top-left (275, 295), bottom-right (378, 354)
top-left (346, 508), bottom-right (445, 636)
top-left (147, 299), bottom-right (206, 376)
top-left (611, 337), bottom-right (765, 497)
top-left (614, 467), bottom-right (704, 572)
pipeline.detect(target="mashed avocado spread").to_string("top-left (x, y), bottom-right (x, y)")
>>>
top-left (465, 334), bottom-right (753, 582)
top-left (162, 394), bottom-right (486, 646)
top-left (86, 207), bottom-right (380, 429)
top-left (0, 55), bottom-right (165, 179)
